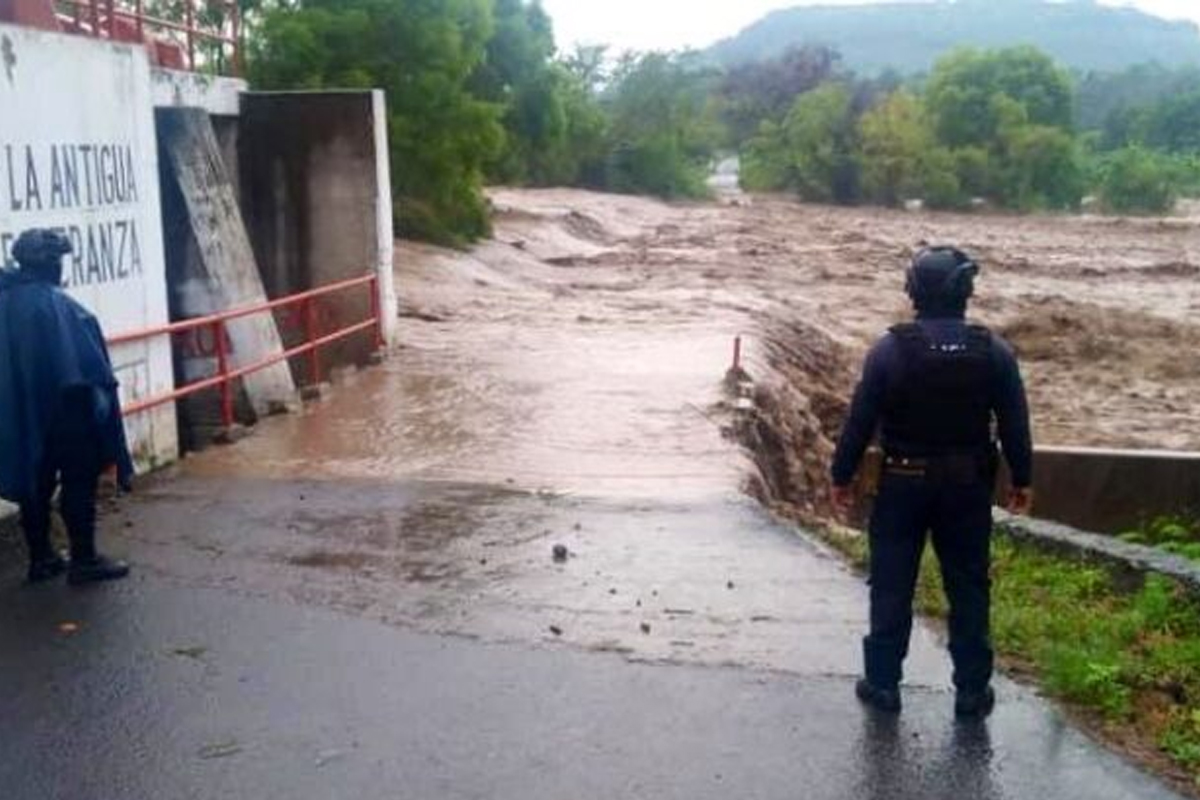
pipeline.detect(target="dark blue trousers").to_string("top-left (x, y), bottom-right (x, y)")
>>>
top-left (865, 475), bottom-right (994, 693)
top-left (19, 391), bottom-right (103, 564)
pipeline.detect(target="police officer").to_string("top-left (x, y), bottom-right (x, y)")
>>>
top-left (0, 229), bottom-right (132, 585)
top-left (830, 245), bottom-right (1033, 718)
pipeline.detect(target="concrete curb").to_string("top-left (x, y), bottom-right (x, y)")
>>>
top-left (995, 510), bottom-right (1200, 597)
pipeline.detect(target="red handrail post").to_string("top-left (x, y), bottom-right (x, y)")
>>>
top-left (368, 275), bottom-right (384, 350)
top-left (213, 319), bottom-right (234, 427)
top-left (134, 0), bottom-right (144, 39)
top-left (304, 297), bottom-right (320, 385)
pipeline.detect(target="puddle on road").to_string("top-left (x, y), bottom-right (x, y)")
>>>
top-left (190, 323), bottom-right (750, 503)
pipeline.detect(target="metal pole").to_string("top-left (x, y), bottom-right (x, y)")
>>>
top-left (90, 0), bottom-right (100, 37)
top-left (230, 0), bottom-right (243, 77)
top-left (213, 320), bottom-right (234, 427)
top-left (733, 335), bottom-right (742, 371)
top-left (304, 298), bottom-right (320, 386)
top-left (134, 0), bottom-right (144, 39)
top-left (104, 0), bottom-right (115, 38)
top-left (185, 0), bottom-right (196, 70)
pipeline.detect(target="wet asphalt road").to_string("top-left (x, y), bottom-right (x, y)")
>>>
top-left (0, 564), bottom-right (1185, 800)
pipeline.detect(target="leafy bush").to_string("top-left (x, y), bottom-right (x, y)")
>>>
top-left (1097, 148), bottom-right (1180, 214)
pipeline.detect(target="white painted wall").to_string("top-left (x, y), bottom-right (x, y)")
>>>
top-left (150, 68), bottom-right (245, 116)
top-left (371, 89), bottom-right (398, 347)
top-left (0, 23), bottom-right (177, 470)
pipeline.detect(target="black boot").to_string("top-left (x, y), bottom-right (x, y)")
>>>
top-left (856, 678), bottom-right (902, 713)
top-left (27, 552), bottom-right (69, 584)
top-left (68, 554), bottom-right (130, 586)
top-left (955, 685), bottom-right (996, 719)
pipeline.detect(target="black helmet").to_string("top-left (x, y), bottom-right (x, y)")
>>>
top-left (905, 246), bottom-right (979, 307)
top-left (13, 229), bottom-right (72, 271)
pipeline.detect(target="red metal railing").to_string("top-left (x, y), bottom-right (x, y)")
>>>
top-left (107, 275), bottom-right (384, 427)
top-left (54, 0), bottom-right (242, 76)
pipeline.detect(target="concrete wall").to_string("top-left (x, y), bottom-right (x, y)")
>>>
top-left (0, 22), bottom-right (177, 470)
top-left (157, 108), bottom-right (295, 420)
top-left (150, 69), bottom-right (244, 117)
top-left (1025, 446), bottom-right (1200, 534)
top-left (239, 90), bottom-right (397, 371)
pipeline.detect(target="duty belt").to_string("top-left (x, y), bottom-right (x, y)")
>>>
top-left (882, 452), bottom-right (994, 485)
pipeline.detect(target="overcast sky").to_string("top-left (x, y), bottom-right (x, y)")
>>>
top-left (539, 0), bottom-right (1200, 53)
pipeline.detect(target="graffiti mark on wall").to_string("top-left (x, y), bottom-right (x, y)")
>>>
top-left (1, 36), bottom-right (14, 84)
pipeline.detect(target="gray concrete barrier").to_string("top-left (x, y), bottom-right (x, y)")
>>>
top-left (1022, 446), bottom-right (1200, 535)
top-left (995, 510), bottom-right (1200, 599)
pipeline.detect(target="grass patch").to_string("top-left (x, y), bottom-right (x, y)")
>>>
top-left (1120, 516), bottom-right (1200, 564)
top-left (815, 523), bottom-right (1200, 788)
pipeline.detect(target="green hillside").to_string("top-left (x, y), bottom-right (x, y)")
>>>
top-left (708, 0), bottom-right (1200, 73)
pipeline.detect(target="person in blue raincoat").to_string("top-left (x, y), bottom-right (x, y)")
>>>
top-left (0, 229), bottom-right (132, 585)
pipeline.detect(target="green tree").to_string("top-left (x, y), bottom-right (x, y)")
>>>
top-left (742, 84), bottom-right (859, 203)
top-left (997, 122), bottom-right (1083, 210)
top-left (926, 46), bottom-right (1074, 149)
top-left (600, 52), bottom-right (721, 198)
top-left (249, 0), bottom-right (504, 246)
top-left (473, 0), bottom-right (571, 184)
top-left (716, 46), bottom-right (843, 146)
top-left (924, 47), bottom-right (1080, 209)
top-left (1142, 90), bottom-right (1200, 154)
top-left (857, 91), bottom-right (933, 206)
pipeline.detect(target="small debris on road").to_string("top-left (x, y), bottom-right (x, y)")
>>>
top-left (549, 625), bottom-right (564, 637)
top-left (552, 544), bottom-right (569, 563)
top-left (315, 749), bottom-right (348, 768)
top-left (57, 622), bottom-right (80, 635)
top-left (170, 645), bottom-right (208, 661)
top-left (726, 580), bottom-right (735, 590)
top-left (640, 622), bottom-right (652, 634)
top-left (198, 740), bottom-right (243, 760)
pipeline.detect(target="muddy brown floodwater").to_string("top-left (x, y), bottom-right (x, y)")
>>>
top-left (195, 186), bottom-right (1199, 517)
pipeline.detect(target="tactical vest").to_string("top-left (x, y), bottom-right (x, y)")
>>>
top-left (882, 323), bottom-right (994, 456)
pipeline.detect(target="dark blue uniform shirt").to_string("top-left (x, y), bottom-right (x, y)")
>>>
top-left (830, 317), bottom-right (1033, 488)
